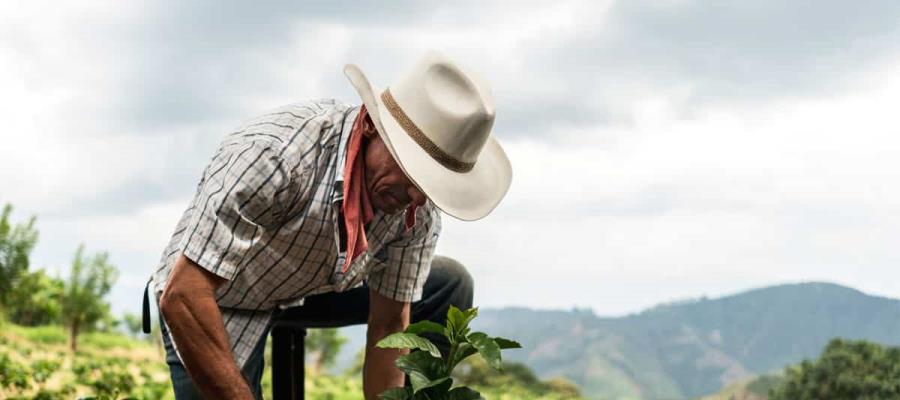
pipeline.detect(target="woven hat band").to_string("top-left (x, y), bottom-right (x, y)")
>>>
top-left (381, 89), bottom-right (475, 173)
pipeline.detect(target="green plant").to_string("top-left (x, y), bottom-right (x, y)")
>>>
top-left (60, 244), bottom-right (118, 352)
top-left (0, 351), bottom-right (31, 393)
top-left (375, 306), bottom-right (521, 400)
top-left (769, 338), bottom-right (900, 400)
top-left (0, 203), bottom-right (39, 309)
top-left (73, 355), bottom-right (137, 400)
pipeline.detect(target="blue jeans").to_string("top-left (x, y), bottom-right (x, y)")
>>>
top-left (158, 255), bottom-right (473, 399)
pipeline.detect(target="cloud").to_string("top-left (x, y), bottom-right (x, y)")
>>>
top-left (1, 0), bottom-right (899, 318)
top-left (437, 62), bottom-right (900, 314)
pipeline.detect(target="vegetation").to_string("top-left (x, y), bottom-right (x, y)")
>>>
top-left (60, 245), bottom-right (119, 351)
top-left (5, 268), bottom-right (65, 326)
top-left (472, 282), bottom-right (900, 399)
top-left (700, 375), bottom-right (783, 400)
top-left (306, 327), bottom-right (348, 375)
top-left (0, 203), bottom-right (40, 311)
top-left (454, 357), bottom-right (582, 400)
top-left (375, 306), bottom-right (525, 399)
top-left (768, 338), bottom-right (900, 400)
top-left (0, 322), bottom-right (171, 400)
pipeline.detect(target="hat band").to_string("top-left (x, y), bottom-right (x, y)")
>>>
top-left (381, 89), bottom-right (475, 173)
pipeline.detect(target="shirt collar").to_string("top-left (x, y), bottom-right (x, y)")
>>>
top-left (332, 105), bottom-right (361, 203)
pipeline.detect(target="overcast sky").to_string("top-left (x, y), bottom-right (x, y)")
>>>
top-left (2, 0), bottom-right (899, 318)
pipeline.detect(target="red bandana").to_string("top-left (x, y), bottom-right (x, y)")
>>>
top-left (341, 105), bottom-right (418, 273)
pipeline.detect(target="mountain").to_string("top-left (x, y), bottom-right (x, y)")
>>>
top-left (333, 282), bottom-right (900, 400)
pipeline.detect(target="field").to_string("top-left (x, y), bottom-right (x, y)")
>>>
top-left (0, 320), bottom-right (582, 399)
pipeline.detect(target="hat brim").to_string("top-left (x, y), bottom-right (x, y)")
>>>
top-left (343, 63), bottom-right (512, 221)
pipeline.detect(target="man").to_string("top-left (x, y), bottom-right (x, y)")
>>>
top-left (142, 51), bottom-right (512, 399)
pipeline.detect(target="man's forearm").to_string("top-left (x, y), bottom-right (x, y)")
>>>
top-left (363, 327), bottom-right (408, 400)
top-left (161, 291), bottom-right (254, 400)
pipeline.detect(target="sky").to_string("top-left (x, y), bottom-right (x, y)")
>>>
top-left (1, 0), bottom-right (899, 318)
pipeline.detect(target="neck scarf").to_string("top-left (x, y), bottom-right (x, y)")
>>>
top-left (341, 106), bottom-right (418, 273)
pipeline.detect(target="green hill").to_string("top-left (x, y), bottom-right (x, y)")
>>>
top-left (463, 282), bottom-right (900, 400)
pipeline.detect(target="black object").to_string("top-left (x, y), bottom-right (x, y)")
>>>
top-left (271, 323), bottom-right (308, 400)
top-left (270, 301), bottom-right (368, 400)
top-left (142, 281), bottom-right (152, 334)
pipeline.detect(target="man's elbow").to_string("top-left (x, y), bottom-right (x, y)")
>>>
top-left (367, 316), bottom-right (408, 341)
top-left (158, 288), bottom-right (184, 323)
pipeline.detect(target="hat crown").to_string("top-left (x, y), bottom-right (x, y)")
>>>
top-left (387, 52), bottom-right (495, 165)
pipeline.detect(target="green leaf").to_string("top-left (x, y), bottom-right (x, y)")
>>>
top-left (378, 387), bottom-right (412, 400)
top-left (493, 336), bottom-right (522, 350)
top-left (405, 320), bottom-right (446, 337)
top-left (447, 306), bottom-right (478, 339)
top-left (449, 342), bottom-right (479, 371)
top-left (394, 351), bottom-right (447, 394)
top-left (376, 332), bottom-right (442, 358)
top-left (467, 332), bottom-right (502, 370)
top-left (447, 387), bottom-right (483, 400)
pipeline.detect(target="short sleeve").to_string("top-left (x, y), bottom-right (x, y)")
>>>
top-left (367, 203), bottom-right (442, 302)
top-left (177, 142), bottom-right (292, 281)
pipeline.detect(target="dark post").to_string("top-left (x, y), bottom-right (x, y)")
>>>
top-left (271, 325), bottom-right (307, 400)
top-left (291, 328), bottom-right (306, 399)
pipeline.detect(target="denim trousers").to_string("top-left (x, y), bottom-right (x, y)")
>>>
top-left (160, 255), bottom-right (474, 400)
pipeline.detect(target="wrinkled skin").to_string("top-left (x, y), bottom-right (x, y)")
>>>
top-left (357, 113), bottom-right (427, 214)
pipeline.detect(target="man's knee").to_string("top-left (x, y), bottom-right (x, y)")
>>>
top-left (431, 255), bottom-right (474, 303)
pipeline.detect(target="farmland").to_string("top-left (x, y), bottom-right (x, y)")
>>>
top-left (0, 320), bottom-right (581, 399)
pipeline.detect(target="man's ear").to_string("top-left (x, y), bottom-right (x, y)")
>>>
top-left (361, 114), bottom-right (378, 139)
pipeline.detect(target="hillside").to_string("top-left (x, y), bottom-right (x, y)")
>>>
top-left (475, 282), bottom-right (900, 399)
top-left (337, 282), bottom-right (900, 400)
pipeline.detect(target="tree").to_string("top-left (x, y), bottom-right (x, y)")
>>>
top-left (769, 338), bottom-right (900, 400)
top-left (6, 268), bottom-right (64, 326)
top-left (0, 203), bottom-right (39, 308)
top-left (59, 244), bottom-right (118, 351)
top-left (305, 328), bottom-right (347, 375)
top-left (122, 311), bottom-right (144, 339)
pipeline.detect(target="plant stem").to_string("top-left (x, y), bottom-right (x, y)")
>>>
top-left (446, 341), bottom-right (458, 372)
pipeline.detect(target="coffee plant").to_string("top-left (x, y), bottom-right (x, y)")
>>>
top-left (376, 306), bottom-right (521, 400)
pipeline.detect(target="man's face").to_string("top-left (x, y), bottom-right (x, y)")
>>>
top-left (359, 114), bottom-right (427, 214)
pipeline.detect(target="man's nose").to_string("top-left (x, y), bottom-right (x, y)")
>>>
top-left (407, 185), bottom-right (426, 207)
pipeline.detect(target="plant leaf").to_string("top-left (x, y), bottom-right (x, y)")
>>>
top-left (394, 351), bottom-right (447, 394)
top-left (405, 320), bottom-right (446, 337)
top-left (493, 336), bottom-right (522, 350)
top-left (378, 387), bottom-right (412, 400)
top-left (468, 332), bottom-right (502, 370)
top-left (377, 332), bottom-right (442, 358)
top-left (449, 342), bottom-right (479, 371)
top-left (447, 306), bottom-right (479, 339)
top-left (447, 387), bottom-right (483, 400)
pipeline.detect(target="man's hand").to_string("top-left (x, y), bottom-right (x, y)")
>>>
top-left (159, 253), bottom-right (255, 400)
top-left (363, 287), bottom-right (411, 400)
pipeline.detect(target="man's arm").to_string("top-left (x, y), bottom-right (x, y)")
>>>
top-left (159, 253), bottom-right (255, 400)
top-left (363, 287), bottom-right (411, 399)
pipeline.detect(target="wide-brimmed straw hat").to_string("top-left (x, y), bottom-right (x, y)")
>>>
top-left (343, 51), bottom-right (512, 221)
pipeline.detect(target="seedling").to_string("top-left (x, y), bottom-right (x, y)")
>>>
top-left (376, 306), bottom-right (521, 400)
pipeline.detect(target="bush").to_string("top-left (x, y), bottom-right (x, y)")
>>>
top-left (769, 338), bottom-right (900, 400)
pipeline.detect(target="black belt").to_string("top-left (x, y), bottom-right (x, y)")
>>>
top-left (142, 280), bottom-right (152, 334)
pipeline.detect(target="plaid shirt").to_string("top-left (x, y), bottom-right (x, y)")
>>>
top-left (147, 99), bottom-right (441, 369)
